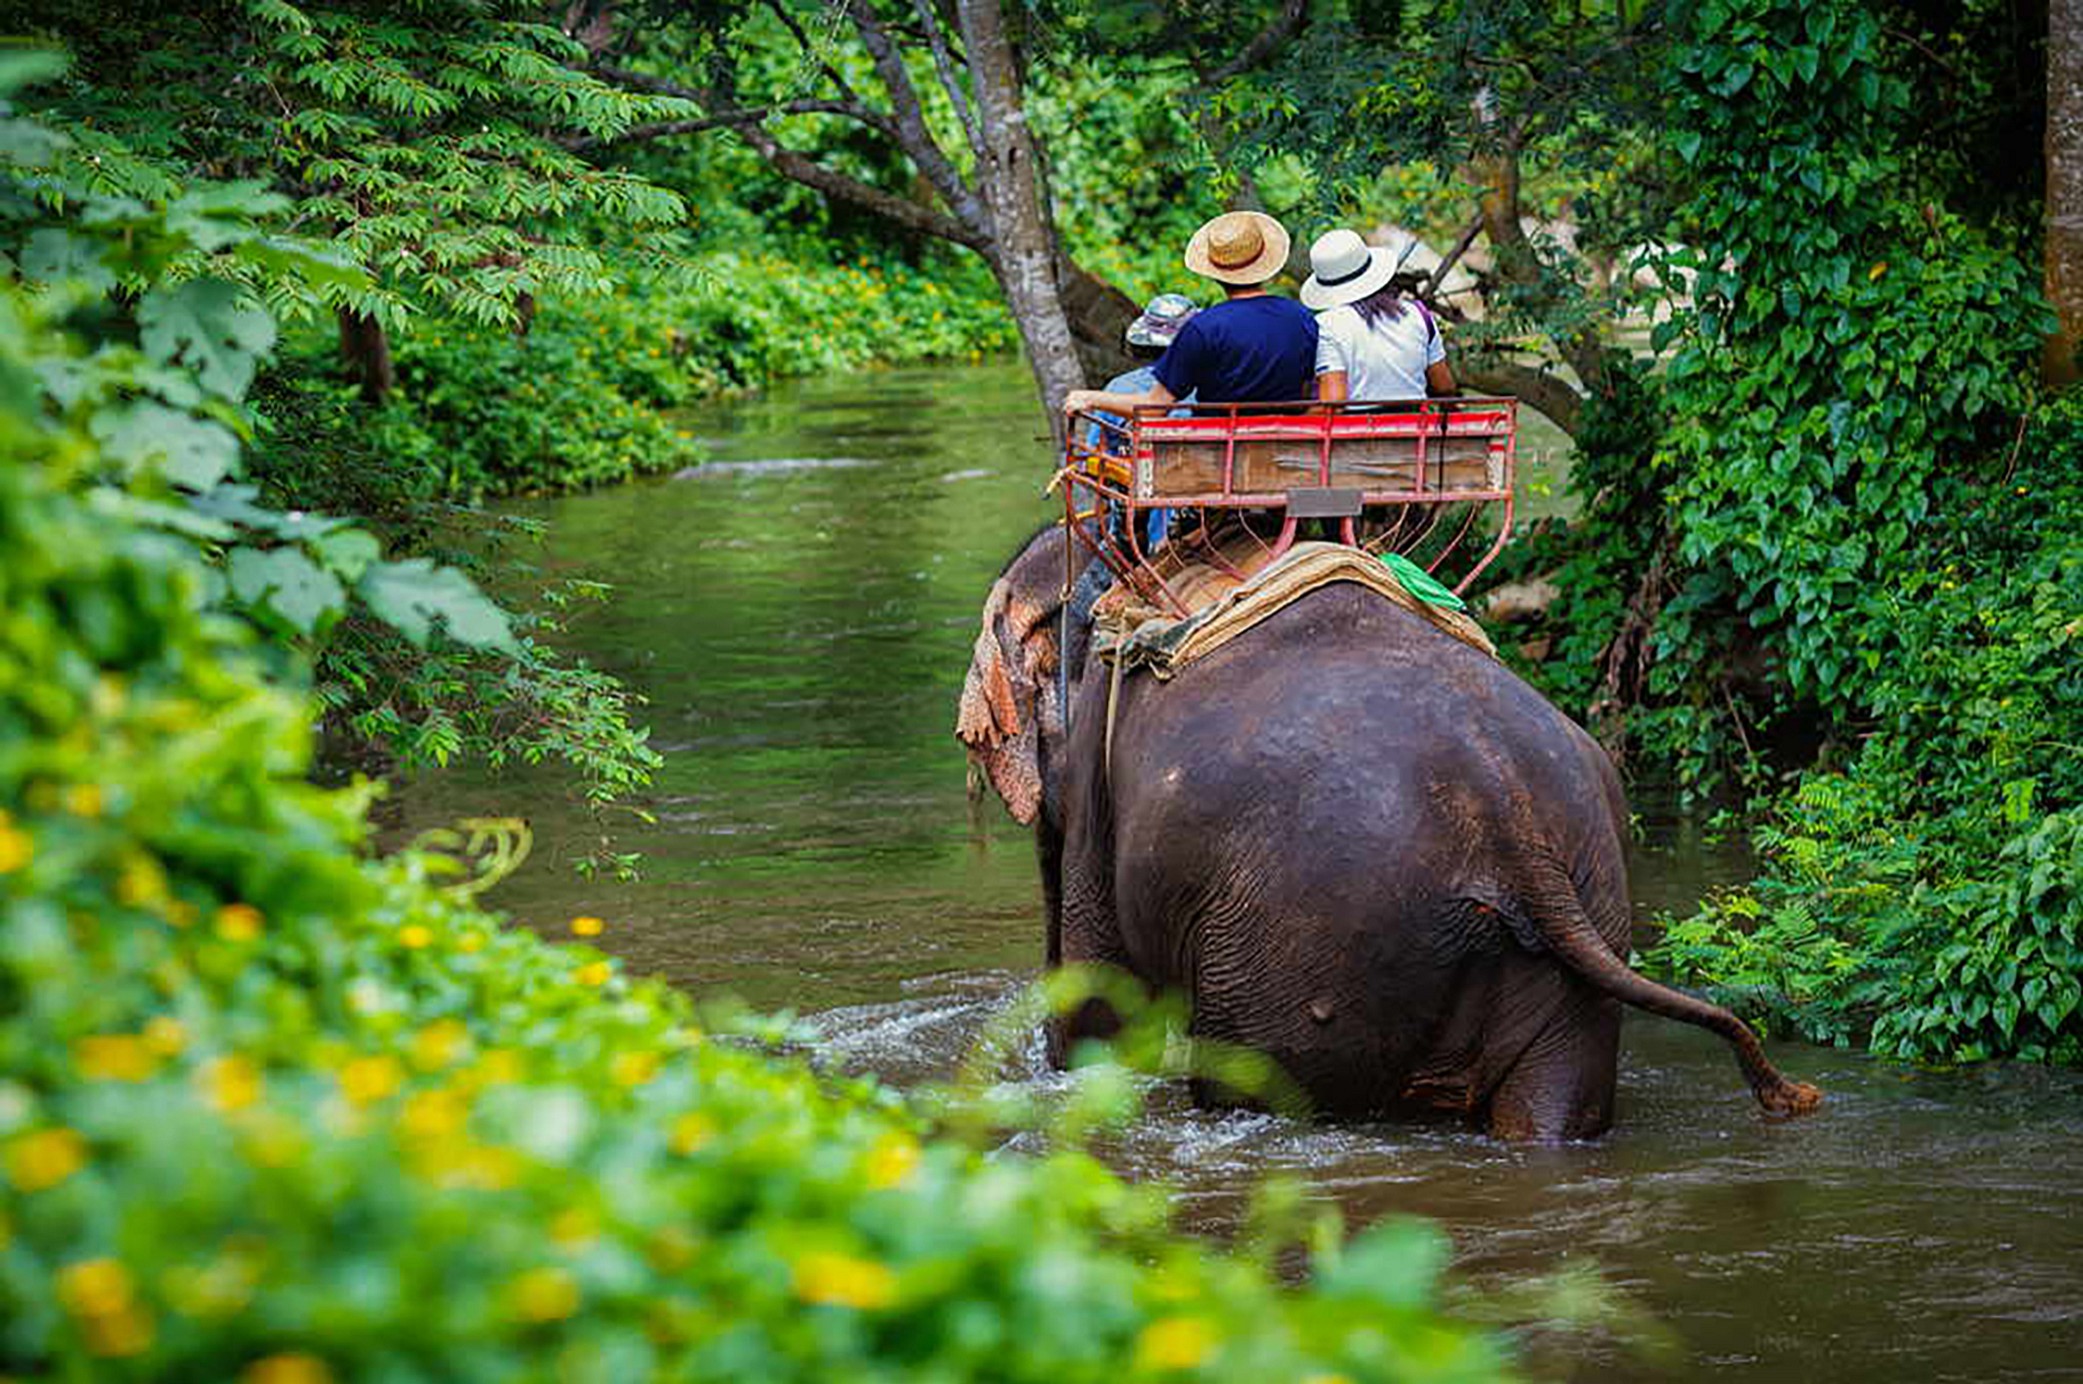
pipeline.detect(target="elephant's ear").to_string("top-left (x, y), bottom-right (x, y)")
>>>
top-left (955, 576), bottom-right (1060, 825)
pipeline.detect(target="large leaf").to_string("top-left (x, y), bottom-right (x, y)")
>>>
top-left (21, 228), bottom-right (115, 291)
top-left (190, 483), bottom-right (349, 540)
top-left (233, 236), bottom-right (368, 291)
top-left (309, 526), bottom-right (382, 582)
top-left (359, 558), bottom-right (517, 652)
top-left (226, 545), bottom-right (346, 636)
top-left (87, 487), bottom-right (235, 542)
top-left (91, 401), bottom-right (239, 490)
top-left (138, 277), bottom-right (276, 401)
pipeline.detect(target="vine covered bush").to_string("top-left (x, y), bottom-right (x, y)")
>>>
top-left (1648, 396), bottom-right (2083, 1064)
top-left (1498, 0), bottom-right (2079, 1067)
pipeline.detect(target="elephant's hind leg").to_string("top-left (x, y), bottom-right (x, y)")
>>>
top-left (1484, 982), bottom-right (1622, 1142)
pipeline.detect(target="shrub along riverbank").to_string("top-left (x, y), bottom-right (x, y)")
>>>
top-left (1503, 0), bottom-right (2082, 1067)
top-left (263, 248), bottom-right (1018, 506)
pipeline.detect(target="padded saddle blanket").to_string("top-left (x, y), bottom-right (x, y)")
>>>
top-left (1094, 540), bottom-right (1497, 678)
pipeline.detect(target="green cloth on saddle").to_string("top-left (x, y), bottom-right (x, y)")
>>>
top-left (1095, 541), bottom-right (1496, 680)
top-left (1379, 551), bottom-right (1468, 611)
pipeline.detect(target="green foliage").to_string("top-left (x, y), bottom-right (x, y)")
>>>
top-left (1654, 0), bottom-right (2047, 710)
top-left (1512, 0), bottom-right (2050, 780)
top-left (2, 60), bottom-right (655, 854)
top-left (1646, 396), bottom-right (2083, 1063)
top-left (0, 240), bottom-right (1507, 1384)
top-left (274, 247), bottom-right (1014, 499)
top-left (18, 0), bottom-right (690, 331)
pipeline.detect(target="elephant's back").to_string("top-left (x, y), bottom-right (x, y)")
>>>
top-left (1110, 583), bottom-right (1617, 890)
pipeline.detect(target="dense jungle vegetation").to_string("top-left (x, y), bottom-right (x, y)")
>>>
top-left (1, 0), bottom-right (2079, 1373)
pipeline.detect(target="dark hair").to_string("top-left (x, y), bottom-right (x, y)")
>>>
top-left (1220, 280), bottom-right (1269, 296)
top-left (1127, 341), bottom-right (1167, 362)
top-left (1350, 282), bottom-right (1409, 331)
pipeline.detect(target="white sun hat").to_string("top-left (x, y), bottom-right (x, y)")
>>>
top-left (1300, 228), bottom-right (1419, 310)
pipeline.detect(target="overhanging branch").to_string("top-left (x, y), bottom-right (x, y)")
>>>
top-left (1202, 0), bottom-right (1309, 88)
top-left (566, 98), bottom-right (896, 151)
top-left (739, 121), bottom-right (989, 251)
top-left (847, 0), bottom-right (988, 234)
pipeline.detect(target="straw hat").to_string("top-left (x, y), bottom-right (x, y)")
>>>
top-left (1183, 210), bottom-right (1292, 285)
top-left (1300, 228), bottom-right (1419, 310)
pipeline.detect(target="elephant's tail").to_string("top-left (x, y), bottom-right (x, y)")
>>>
top-left (1523, 858), bottom-right (1823, 1120)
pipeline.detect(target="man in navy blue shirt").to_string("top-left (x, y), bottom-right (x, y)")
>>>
top-left (1062, 211), bottom-right (1317, 421)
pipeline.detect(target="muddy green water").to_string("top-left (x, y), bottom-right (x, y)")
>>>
top-left (393, 363), bottom-right (2083, 1381)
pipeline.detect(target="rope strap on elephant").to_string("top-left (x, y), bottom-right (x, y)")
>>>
top-left (1093, 541), bottom-right (1497, 680)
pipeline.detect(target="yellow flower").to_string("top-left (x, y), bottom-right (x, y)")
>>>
top-left (668, 1111), bottom-right (717, 1155)
top-left (143, 1016), bottom-right (187, 1056)
top-left (792, 1251), bottom-right (897, 1310)
top-left (1133, 1316), bottom-right (1217, 1372)
top-left (0, 812), bottom-right (32, 875)
top-left (509, 1266), bottom-right (581, 1323)
top-left (243, 1353), bottom-right (335, 1384)
top-left (397, 924), bottom-right (433, 950)
top-left (1868, 260), bottom-right (1888, 280)
top-left (214, 903), bottom-right (264, 942)
top-left (62, 783), bottom-right (105, 818)
top-left (570, 915), bottom-right (605, 937)
top-left (200, 1055), bottom-right (262, 1113)
top-left (6, 1127), bottom-right (88, 1191)
top-left (73, 1034), bottom-right (160, 1082)
top-left (58, 1258), bottom-right (154, 1357)
top-left (339, 1055), bottom-right (403, 1106)
top-left (58, 1257), bottom-right (133, 1318)
top-left (574, 960), bottom-right (613, 987)
top-left (399, 1087), bottom-right (467, 1143)
top-left (410, 1018), bottom-right (470, 1071)
top-left (457, 930), bottom-right (487, 953)
top-left (549, 1206), bottom-right (599, 1247)
top-left (861, 1134), bottom-right (920, 1190)
top-left (470, 1048), bottom-right (524, 1087)
top-left (440, 1140), bottom-right (523, 1191)
top-left (609, 1050), bottom-right (659, 1087)
top-left (116, 853), bottom-right (167, 907)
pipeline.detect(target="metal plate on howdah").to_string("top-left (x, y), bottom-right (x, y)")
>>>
top-left (1285, 487), bottom-right (1364, 518)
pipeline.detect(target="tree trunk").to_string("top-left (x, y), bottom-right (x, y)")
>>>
top-left (956, 0), bottom-right (1086, 436)
top-left (337, 308), bottom-right (395, 404)
top-left (2048, 0), bottom-right (2083, 385)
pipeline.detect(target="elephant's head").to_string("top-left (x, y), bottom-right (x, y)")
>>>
top-left (955, 525), bottom-right (1072, 826)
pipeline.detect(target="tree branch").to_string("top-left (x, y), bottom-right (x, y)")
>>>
top-left (847, 0), bottom-right (988, 235)
top-left (1201, 0), bottom-right (1310, 88)
top-left (914, 0), bottom-right (982, 157)
top-left (565, 99), bottom-right (895, 152)
top-left (1423, 212), bottom-right (1486, 301)
top-left (738, 120), bottom-right (989, 251)
top-left (1456, 359), bottom-right (1583, 436)
top-left (762, 0), bottom-right (875, 111)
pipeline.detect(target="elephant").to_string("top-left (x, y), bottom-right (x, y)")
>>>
top-left (958, 525), bottom-right (1821, 1141)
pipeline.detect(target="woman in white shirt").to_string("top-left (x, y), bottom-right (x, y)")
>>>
top-left (1301, 229), bottom-right (1456, 402)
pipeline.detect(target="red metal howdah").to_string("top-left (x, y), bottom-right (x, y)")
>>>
top-left (1059, 397), bottom-right (1518, 618)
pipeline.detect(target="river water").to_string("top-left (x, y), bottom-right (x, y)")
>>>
top-left (393, 363), bottom-right (2083, 1381)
